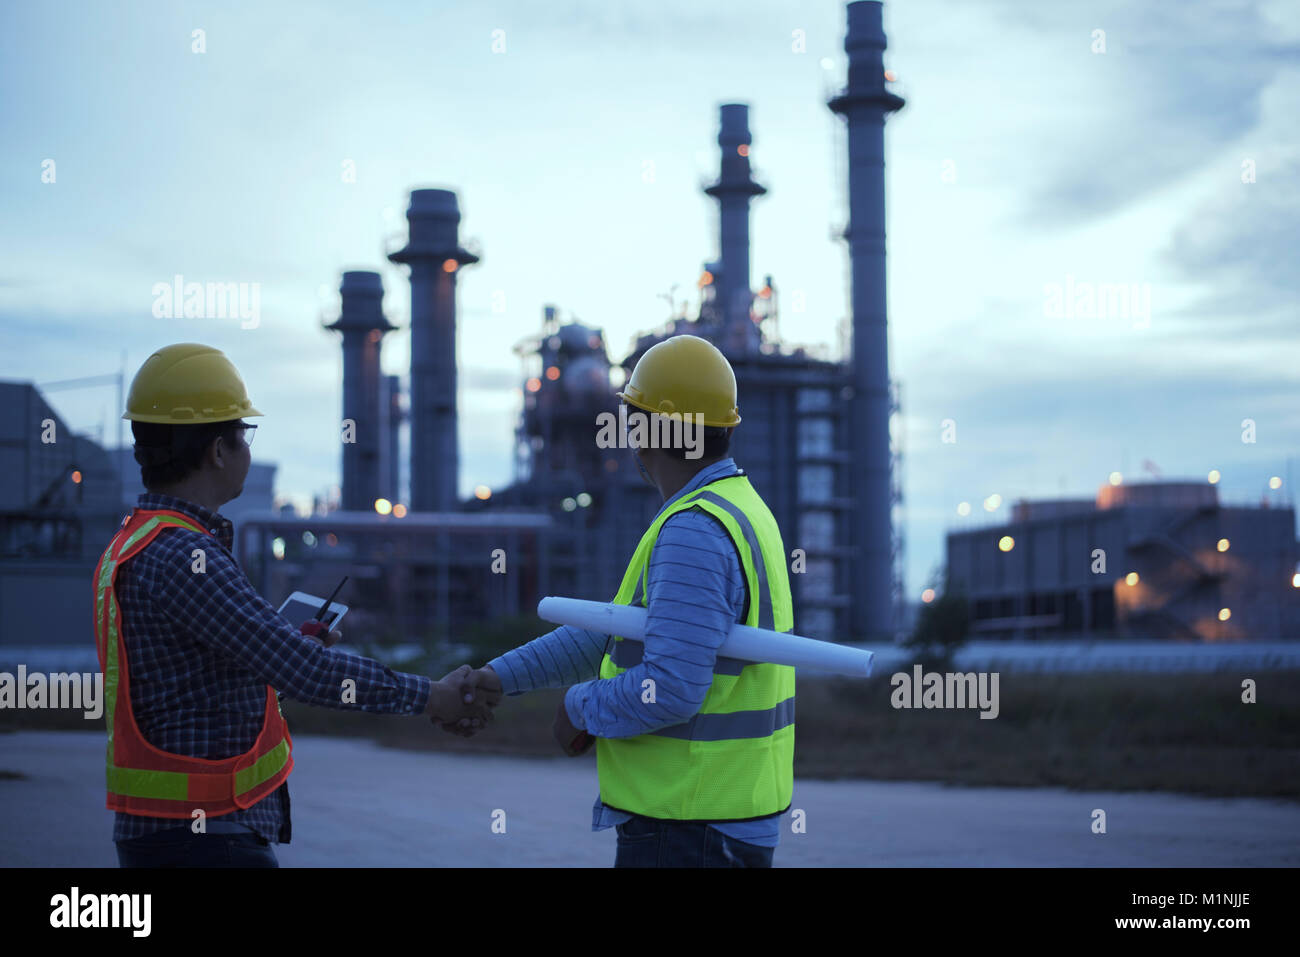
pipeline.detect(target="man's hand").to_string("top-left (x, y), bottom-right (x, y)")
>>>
top-left (299, 621), bottom-right (343, 648)
top-left (553, 694), bottom-right (594, 756)
top-left (427, 664), bottom-right (495, 732)
top-left (439, 664), bottom-right (504, 737)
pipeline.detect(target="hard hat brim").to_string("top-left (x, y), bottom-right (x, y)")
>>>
top-left (122, 404), bottom-right (264, 423)
top-left (616, 392), bottom-right (741, 428)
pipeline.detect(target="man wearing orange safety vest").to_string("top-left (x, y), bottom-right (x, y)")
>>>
top-left (96, 343), bottom-right (497, 867)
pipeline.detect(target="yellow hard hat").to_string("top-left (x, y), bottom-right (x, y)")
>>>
top-left (123, 343), bottom-right (263, 423)
top-left (617, 334), bottom-right (741, 427)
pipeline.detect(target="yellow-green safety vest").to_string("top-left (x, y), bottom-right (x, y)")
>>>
top-left (596, 473), bottom-right (795, 821)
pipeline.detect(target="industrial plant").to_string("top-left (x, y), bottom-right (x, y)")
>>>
top-left (1, 1), bottom-right (1296, 657)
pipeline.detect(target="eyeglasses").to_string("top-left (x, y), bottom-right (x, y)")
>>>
top-left (233, 424), bottom-right (257, 448)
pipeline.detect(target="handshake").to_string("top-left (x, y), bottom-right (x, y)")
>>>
top-left (422, 663), bottom-right (594, 756)
top-left (296, 623), bottom-right (505, 738)
top-left (296, 626), bottom-right (587, 752)
top-left (424, 664), bottom-right (503, 736)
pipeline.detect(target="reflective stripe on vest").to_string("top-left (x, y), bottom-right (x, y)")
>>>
top-left (94, 508), bottom-right (293, 818)
top-left (596, 474), bottom-right (795, 821)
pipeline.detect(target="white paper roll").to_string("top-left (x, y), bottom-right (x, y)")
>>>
top-left (537, 596), bottom-right (874, 678)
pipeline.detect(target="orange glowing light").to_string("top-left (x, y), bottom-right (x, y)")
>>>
top-left (884, 70), bottom-right (897, 82)
top-left (392, 504), bottom-right (407, 518)
top-left (921, 588), bottom-right (935, 603)
top-left (526, 377), bottom-right (541, 392)
top-left (758, 286), bottom-right (771, 299)
top-left (545, 366), bottom-right (561, 381)
top-left (474, 485), bottom-right (492, 500)
top-left (737, 144), bottom-right (750, 157)
top-left (699, 270), bottom-right (714, 287)
top-left (71, 470), bottom-right (82, 484)
top-left (442, 259), bottom-right (458, 273)
top-left (326, 533), bottom-right (338, 546)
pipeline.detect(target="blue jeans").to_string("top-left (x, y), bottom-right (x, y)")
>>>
top-left (614, 815), bottom-right (775, 868)
top-left (116, 826), bottom-right (279, 868)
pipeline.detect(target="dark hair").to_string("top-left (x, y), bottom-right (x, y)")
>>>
top-left (656, 425), bottom-right (733, 462)
top-left (132, 420), bottom-right (243, 489)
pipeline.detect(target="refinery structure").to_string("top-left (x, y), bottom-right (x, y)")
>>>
top-left (2, 2), bottom-right (1297, 652)
top-left (241, 0), bottom-right (910, 646)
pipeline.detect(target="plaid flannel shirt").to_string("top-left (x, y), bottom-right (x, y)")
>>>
top-left (109, 493), bottom-right (432, 844)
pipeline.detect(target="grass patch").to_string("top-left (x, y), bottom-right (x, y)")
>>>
top-left (11, 669), bottom-right (1297, 800)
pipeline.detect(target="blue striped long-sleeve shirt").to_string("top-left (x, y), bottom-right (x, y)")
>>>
top-left (488, 458), bottom-right (783, 848)
top-left (110, 493), bottom-right (432, 844)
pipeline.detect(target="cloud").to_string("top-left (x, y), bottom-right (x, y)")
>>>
top-left (1161, 152), bottom-right (1300, 326)
top-left (976, 0), bottom-right (1299, 227)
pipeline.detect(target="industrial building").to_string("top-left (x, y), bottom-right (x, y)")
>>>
top-left (4, 1), bottom-right (1295, 660)
top-left (295, 1), bottom-right (910, 645)
top-left (946, 480), bottom-right (1300, 640)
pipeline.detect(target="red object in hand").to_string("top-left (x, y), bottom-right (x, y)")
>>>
top-left (299, 621), bottom-right (326, 639)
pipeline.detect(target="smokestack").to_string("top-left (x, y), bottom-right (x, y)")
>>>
top-left (704, 103), bottom-right (765, 354)
top-left (327, 270), bottom-right (395, 512)
top-left (828, 1), bottom-right (904, 641)
top-left (378, 373), bottom-right (402, 503)
top-left (387, 188), bottom-right (479, 512)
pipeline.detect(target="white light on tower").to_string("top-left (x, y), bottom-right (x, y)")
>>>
top-left (1208, 470), bottom-right (1221, 484)
top-left (1109, 471), bottom-right (1122, 485)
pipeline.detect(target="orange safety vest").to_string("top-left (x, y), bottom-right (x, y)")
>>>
top-left (92, 508), bottom-right (293, 818)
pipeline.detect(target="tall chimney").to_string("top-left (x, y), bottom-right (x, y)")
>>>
top-left (387, 188), bottom-right (479, 512)
top-left (327, 270), bottom-right (395, 511)
top-left (704, 103), bottom-right (766, 354)
top-left (829, 1), bottom-right (904, 641)
top-left (378, 373), bottom-right (402, 503)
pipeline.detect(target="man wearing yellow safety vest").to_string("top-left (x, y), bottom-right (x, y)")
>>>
top-left (96, 343), bottom-right (496, 867)
top-left (467, 334), bottom-right (795, 867)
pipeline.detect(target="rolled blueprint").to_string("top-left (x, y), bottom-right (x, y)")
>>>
top-left (537, 596), bottom-right (874, 677)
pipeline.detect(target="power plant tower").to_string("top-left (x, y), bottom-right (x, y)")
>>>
top-left (829, 0), bottom-right (904, 641)
top-left (326, 270), bottom-right (395, 512)
top-left (388, 188), bottom-right (479, 512)
top-left (704, 103), bottom-right (766, 356)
